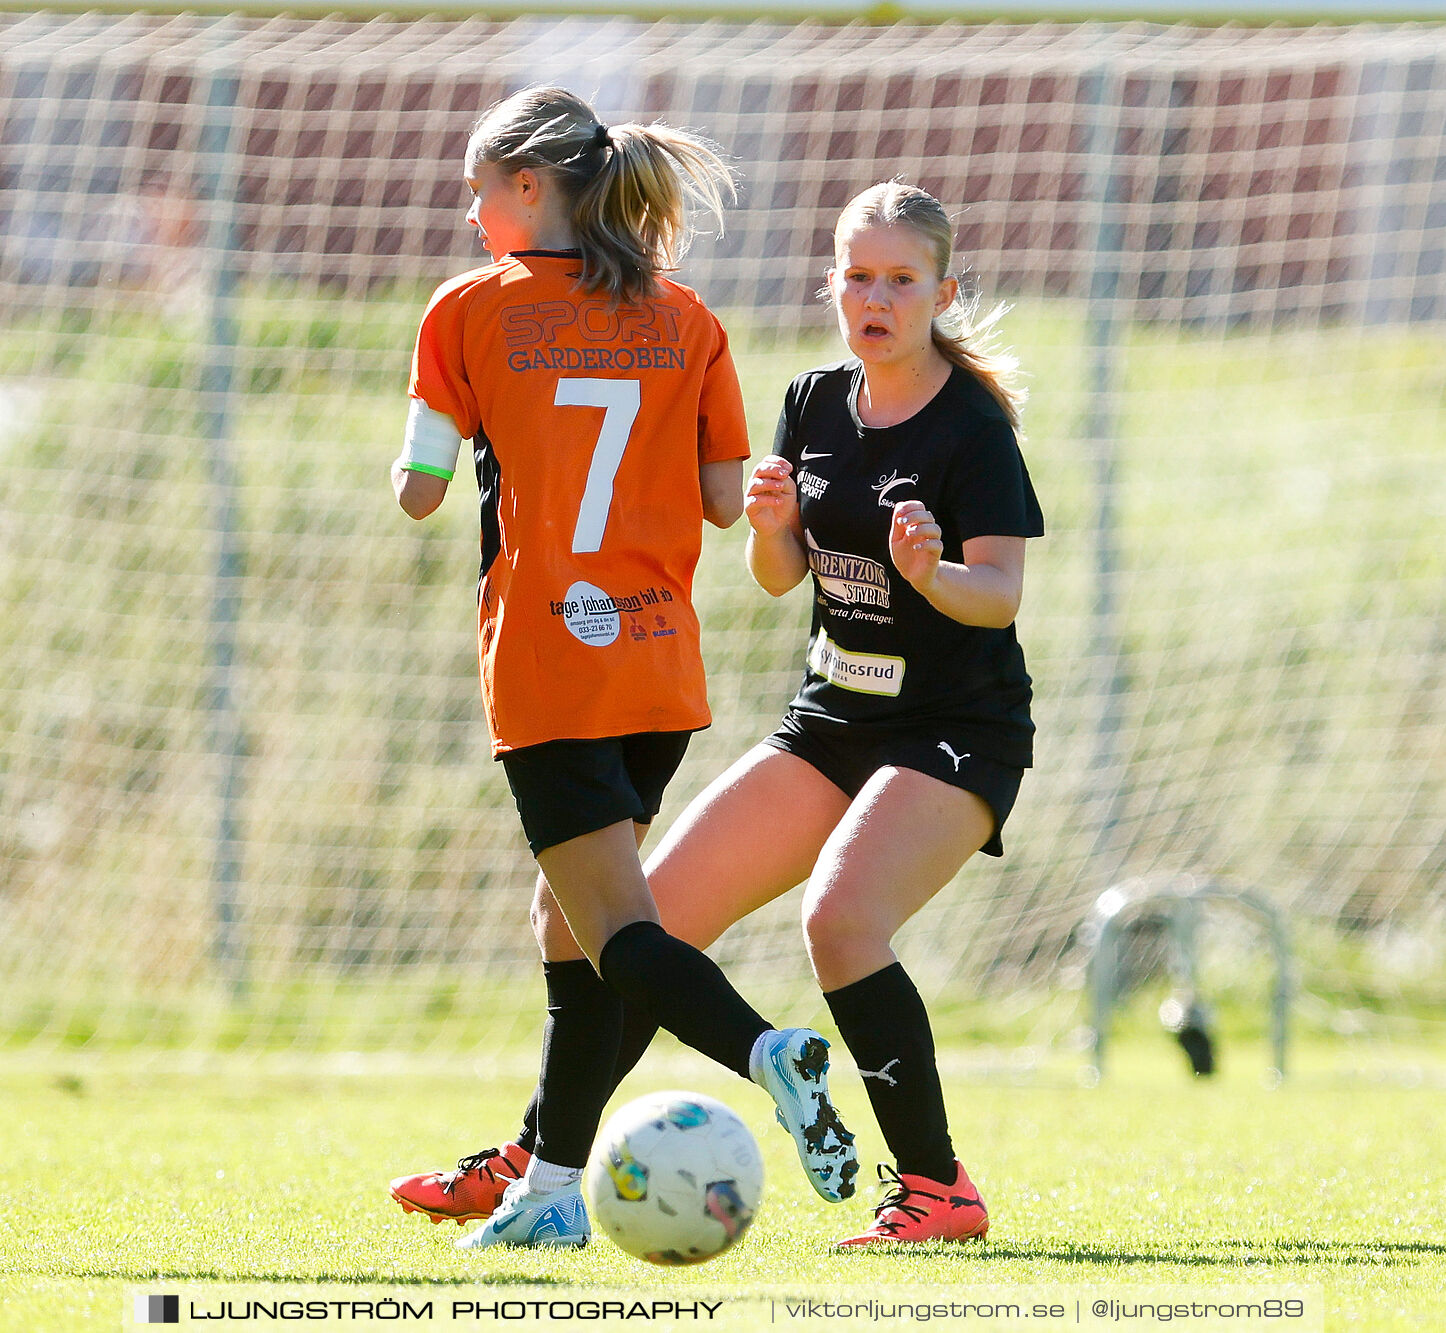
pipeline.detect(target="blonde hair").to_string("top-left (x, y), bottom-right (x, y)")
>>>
top-left (834, 182), bottom-right (1025, 430)
top-left (466, 86), bottom-right (734, 304)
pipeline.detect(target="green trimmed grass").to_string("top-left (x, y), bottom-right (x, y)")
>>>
top-left (2, 1044), bottom-right (1443, 1331)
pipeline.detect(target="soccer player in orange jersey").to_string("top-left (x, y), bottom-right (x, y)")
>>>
top-left (390, 87), bottom-right (856, 1250)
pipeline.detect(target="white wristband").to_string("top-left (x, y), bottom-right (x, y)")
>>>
top-left (399, 399), bottom-right (464, 480)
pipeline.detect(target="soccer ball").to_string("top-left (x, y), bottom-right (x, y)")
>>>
top-left (585, 1090), bottom-right (764, 1265)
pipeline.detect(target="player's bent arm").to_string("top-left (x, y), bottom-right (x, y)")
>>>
top-left (393, 398), bottom-right (464, 519)
top-left (744, 454), bottom-right (807, 595)
top-left (700, 458), bottom-right (745, 529)
top-left (746, 526), bottom-right (808, 597)
top-left (915, 534), bottom-right (1027, 628)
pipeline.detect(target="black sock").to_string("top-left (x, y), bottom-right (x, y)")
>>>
top-left (612, 1002), bottom-right (661, 1086)
top-left (599, 920), bottom-right (767, 1079)
top-left (517, 1001), bottom-right (659, 1155)
top-left (528, 959), bottom-right (623, 1169)
top-left (824, 962), bottom-right (956, 1183)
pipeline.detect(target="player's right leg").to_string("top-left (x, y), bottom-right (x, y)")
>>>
top-left (519, 741), bottom-right (848, 1149)
top-left (605, 745), bottom-right (861, 1201)
top-left (803, 765), bottom-right (997, 1244)
top-left (390, 851), bottom-right (641, 1230)
top-left (395, 736), bottom-right (661, 1236)
top-left (644, 741), bottom-right (851, 941)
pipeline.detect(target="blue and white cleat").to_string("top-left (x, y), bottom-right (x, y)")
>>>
top-left (750, 1027), bottom-right (858, 1203)
top-left (455, 1178), bottom-right (590, 1250)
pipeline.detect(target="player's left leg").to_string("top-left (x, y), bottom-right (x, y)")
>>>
top-left (391, 841), bottom-right (645, 1230)
top-left (408, 731), bottom-right (694, 1227)
top-left (801, 766), bottom-right (995, 1245)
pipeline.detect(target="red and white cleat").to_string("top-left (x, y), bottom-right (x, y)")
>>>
top-left (389, 1143), bottom-right (531, 1225)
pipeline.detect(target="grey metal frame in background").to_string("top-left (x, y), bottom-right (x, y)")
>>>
top-left (1081, 876), bottom-right (1292, 1080)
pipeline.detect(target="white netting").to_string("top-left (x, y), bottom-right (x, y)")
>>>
top-left (0, 14), bottom-right (1442, 1056)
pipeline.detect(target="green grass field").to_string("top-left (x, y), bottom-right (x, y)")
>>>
top-left (3, 1039), bottom-right (1443, 1332)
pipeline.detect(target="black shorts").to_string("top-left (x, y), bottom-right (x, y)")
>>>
top-left (762, 711), bottom-right (1024, 857)
top-left (500, 731), bottom-right (693, 856)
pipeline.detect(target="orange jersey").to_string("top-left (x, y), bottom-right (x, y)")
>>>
top-left (409, 252), bottom-right (750, 755)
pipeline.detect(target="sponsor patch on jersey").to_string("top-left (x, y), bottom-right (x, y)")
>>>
top-left (807, 629), bottom-right (905, 697)
top-left (506, 345), bottom-right (686, 373)
top-left (552, 582), bottom-right (677, 647)
top-left (872, 470), bottom-right (920, 507)
top-left (555, 580), bottom-right (621, 647)
top-left (797, 470), bottom-right (830, 500)
top-left (805, 531), bottom-right (890, 607)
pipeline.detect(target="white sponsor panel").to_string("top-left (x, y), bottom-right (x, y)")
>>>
top-left (807, 630), bottom-right (905, 697)
top-left (561, 580), bottom-right (621, 646)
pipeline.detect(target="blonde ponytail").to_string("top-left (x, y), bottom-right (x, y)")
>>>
top-left (466, 86), bottom-right (733, 304)
top-left (931, 294), bottom-right (1024, 433)
top-left (835, 182), bottom-right (1025, 431)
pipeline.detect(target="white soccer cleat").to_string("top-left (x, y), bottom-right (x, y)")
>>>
top-left (750, 1027), bottom-right (858, 1203)
top-left (455, 1177), bottom-right (590, 1251)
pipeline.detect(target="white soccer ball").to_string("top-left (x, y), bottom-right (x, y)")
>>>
top-left (585, 1090), bottom-right (764, 1265)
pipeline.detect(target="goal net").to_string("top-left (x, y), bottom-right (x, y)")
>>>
top-left (1, 13), bottom-right (1442, 1068)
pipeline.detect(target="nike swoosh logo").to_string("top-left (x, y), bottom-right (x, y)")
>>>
top-left (490, 1207), bottom-right (524, 1233)
top-left (799, 449), bottom-right (832, 461)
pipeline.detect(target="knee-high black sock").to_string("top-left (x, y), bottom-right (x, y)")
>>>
top-left (517, 999), bottom-right (659, 1155)
top-left (824, 962), bottom-right (956, 1183)
top-left (529, 959), bottom-right (623, 1169)
top-left (612, 1003), bottom-right (661, 1086)
top-left (598, 920), bottom-right (768, 1079)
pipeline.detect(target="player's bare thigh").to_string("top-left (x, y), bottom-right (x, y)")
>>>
top-left (531, 822), bottom-right (650, 963)
top-left (535, 820), bottom-right (661, 969)
top-left (802, 765), bottom-right (995, 991)
top-left (531, 744), bottom-right (849, 962)
top-left (643, 742), bottom-right (853, 948)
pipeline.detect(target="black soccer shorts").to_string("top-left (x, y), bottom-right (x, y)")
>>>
top-left (500, 730), bottom-right (693, 856)
top-left (762, 710), bottom-right (1024, 857)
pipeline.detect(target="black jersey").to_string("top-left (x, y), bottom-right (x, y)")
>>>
top-left (774, 359), bottom-right (1045, 766)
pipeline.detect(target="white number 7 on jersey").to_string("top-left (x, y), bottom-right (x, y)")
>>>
top-left (554, 377), bottom-right (641, 554)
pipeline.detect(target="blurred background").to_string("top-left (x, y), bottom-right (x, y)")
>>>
top-left (0, 6), bottom-right (1442, 1079)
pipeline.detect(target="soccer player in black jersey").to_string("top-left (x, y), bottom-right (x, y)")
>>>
top-left (390, 181), bottom-right (1042, 1247)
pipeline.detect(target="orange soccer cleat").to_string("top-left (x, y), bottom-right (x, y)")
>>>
top-left (835, 1160), bottom-right (989, 1247)
top-left (389, 1143), bottom-right (531, 1225)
